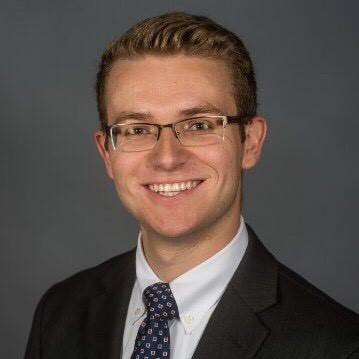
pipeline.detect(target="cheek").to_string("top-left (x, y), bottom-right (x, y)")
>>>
top-left (196, 142), bottom-right (242, 179)
top-left (109, 156), bottom-right (136, 191)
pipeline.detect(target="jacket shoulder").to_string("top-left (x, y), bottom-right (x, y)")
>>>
top-left (43, 248), bottom-right (136, 304)
top-left (278, 262), bottom-right (359, 321)
top-left (25, 249), bottom-right (136, 358)
top-left (261, 261), bottom-right (359, 355)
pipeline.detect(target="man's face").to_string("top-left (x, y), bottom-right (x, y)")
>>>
top-left (96, 54), bottom-right (264, 241)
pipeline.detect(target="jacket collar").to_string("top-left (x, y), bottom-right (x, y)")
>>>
top-left (193, 224), bottom-right (278, 359)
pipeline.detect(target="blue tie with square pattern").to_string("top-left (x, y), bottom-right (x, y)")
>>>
top-left (131, 282), bottom-right (179, 359)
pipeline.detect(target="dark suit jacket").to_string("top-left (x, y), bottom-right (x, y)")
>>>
top-left (25, 226), bottom-right (359, 358)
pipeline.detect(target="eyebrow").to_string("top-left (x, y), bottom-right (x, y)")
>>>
top-left (178, 105), bottom-right (226, 117)
top-left (111, 104), bottom-right (226, 125)
top-left (113, 112), bottom-right (153, 124)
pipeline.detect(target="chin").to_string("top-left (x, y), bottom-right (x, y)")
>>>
top-left (142, 219), bottom-right (203, 240)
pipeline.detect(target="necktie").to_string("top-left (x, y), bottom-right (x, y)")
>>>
top-left (131, 282), bottom-right (179, 359)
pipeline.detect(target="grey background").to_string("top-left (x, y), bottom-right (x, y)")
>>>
top-left (1, 0), bottom-right (358, 357)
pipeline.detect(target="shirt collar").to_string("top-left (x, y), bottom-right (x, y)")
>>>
top-left (135, 217), bottom-right (248, 333)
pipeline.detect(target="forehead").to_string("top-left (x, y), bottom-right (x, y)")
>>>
top-left (105, 54), bottom-right (237, 122)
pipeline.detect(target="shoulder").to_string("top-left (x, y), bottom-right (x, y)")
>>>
top-left (245, 225), bottom-right (359, 328)
top-left (243, 225), bottom-right (359, 355)
top-left (40, 248), bottom-right (136, 309)
top-left (277, 262), bottom-right (359, 324)
top-left (25, 249), bottom-right (136, 357)
top-left (263, 261), bottom-right (359, 354)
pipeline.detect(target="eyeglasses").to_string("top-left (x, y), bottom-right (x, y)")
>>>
top-left (105, 115), bottom-right (250, 152)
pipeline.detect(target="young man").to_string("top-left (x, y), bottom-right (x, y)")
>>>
top-left (25, 12), bottom-right (359, 359)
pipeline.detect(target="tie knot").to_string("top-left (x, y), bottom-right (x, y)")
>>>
top-left (143, 282), bottom-right (179, 321)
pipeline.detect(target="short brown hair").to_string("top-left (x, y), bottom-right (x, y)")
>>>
top-left (96, 12), bottom-right (257, 130)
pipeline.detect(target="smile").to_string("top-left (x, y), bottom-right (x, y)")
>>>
top-left (148, 181), bottom-right (201, 197)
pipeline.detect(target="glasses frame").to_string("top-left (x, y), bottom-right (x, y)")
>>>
top-left (104, 114), bottom-right (251, 151)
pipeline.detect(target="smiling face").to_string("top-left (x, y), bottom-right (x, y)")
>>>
top-left (95, 54), bottom-right (265, 243)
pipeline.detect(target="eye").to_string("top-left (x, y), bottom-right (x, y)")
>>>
top-left (185, 118), bottom-right (214, 132)
top-left (191, 122), bottom-right (209, 131)
top-left (125, 124), bottom-right (151, 136)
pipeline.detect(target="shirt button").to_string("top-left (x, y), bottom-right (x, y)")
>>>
top-left (184, 314), bottom-right (195, 324)
top-left (135, 307), bottom-right (142, 316)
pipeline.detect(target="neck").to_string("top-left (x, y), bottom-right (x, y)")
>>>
top-left (140, 212), bottom-right (241, 283)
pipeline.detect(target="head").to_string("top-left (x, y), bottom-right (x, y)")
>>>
top-left (94, 12), bottom-right (266, 246)
top-left (96, 12), bottom-right (257, 138)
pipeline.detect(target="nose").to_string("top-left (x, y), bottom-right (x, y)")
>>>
top-left (149, 127), bottom-right (189, 171)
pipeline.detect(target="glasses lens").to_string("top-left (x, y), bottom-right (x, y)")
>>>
top-left (176, 117), bottom-right (224, 146)
top-left (111, 123), bottom-right (158, 152)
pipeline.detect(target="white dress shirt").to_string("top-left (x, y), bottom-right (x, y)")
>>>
top-left (122, 218), bottom-right (248, 359)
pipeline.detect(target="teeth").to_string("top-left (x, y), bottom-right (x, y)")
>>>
top-left (148, 181), bottom-right (200, 196)
top-left (159, 191), bottom-right (180, 197)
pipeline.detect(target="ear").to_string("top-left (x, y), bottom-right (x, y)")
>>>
top-left (241, 116), bottom-right (267, 170)
top-left (94, 130), bottom-right (114, 179)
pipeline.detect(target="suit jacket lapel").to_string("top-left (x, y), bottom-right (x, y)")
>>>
top-left (85, 250), bottom-right (136, 359)
top-left (192, 285), bottom-right (269, 359)
top-left (193, 225), bottom-right (278, 359)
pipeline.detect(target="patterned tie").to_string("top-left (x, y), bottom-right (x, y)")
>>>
top-left (131, 282), bottom-right (179, 359)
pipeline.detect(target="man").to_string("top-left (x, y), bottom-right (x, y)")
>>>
top-left (25, 12), bottom-right (359, 359)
